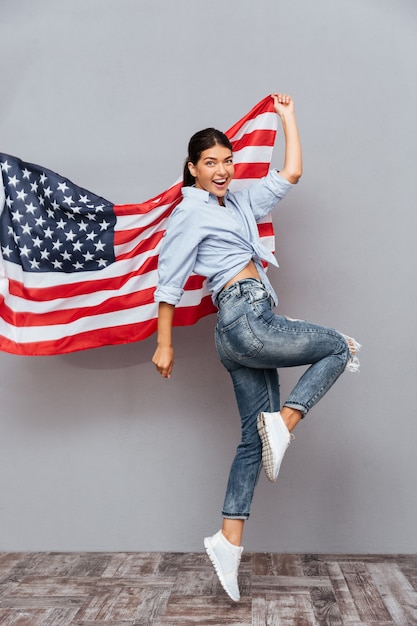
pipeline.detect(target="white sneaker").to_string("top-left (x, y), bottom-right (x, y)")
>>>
top-left (257, 411), bottom-right (293, 482)
top-left (204, 530), bottom-right (243, 602)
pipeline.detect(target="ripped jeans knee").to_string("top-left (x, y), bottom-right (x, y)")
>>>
top-left (341, 334), bottom-right (362, 373)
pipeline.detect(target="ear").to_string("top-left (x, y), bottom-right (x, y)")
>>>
top-left (187, 161), bottom-right (196, 178)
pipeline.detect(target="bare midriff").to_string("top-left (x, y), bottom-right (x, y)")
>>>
top-left (222, 260), bottom-right (261, 291)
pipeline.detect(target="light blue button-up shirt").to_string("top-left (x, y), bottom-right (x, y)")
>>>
top-left (154, 169), bottom-right (293, 306)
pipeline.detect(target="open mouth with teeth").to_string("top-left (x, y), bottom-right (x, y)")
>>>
top-left (213, 178), bottom-right (228, 188)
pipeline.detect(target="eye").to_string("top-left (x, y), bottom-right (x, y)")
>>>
top-left (205, 161), bottom-right (215, 166)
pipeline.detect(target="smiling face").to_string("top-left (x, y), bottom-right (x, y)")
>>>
top-left (188, 144), bottom-right (234, 200)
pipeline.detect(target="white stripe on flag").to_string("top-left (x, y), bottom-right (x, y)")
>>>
top-left (232, 145), bottom-right (273, 165)
top-left (2, 254), bottom-right (154, 289)
top-left (229, 112), bottom-right (277, 141)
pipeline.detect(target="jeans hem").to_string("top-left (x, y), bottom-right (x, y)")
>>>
top-left (283, 402), bottom-right (308, 417)
top-left (222, 513), bottom-right (250, 520)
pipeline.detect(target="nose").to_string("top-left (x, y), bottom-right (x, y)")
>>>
top-left (216, 162), bottom-right (227, 176)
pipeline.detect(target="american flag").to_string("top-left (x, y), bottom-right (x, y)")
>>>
top-left (0, 96), bottom-right (278, 356)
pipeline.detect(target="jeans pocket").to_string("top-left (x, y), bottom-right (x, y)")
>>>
top-left (218, 313), bottom-right (263, 360)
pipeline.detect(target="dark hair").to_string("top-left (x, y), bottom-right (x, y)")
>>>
top-left (183, 128), bottom-right (233, 186)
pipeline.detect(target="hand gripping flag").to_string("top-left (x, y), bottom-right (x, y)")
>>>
top-left (0, 96), bottom-right (278, 356)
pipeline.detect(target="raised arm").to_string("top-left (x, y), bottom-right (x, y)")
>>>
top-left (152, 302), bottom-right (175, 378)
top-left (272, 93), bottom-right (302, 184)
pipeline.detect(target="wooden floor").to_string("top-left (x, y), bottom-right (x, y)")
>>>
top-left (0, 552), bottom-right (416, 625)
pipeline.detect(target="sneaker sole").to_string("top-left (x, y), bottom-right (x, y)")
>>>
top-left (257, 413), bottom-right (278, 483)
top-left (204, 537), bottom-right (240, 602)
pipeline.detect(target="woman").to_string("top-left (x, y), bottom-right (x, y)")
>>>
top-left (152, 94), bottom-right (360, 602)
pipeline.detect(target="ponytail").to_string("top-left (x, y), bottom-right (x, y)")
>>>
top-left (183, 159), bottom-right (195, 187)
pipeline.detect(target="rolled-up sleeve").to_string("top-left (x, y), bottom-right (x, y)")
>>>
top-left (240, 169), bottom-right (294, 221)
top-left (154, 207), bottom-right (201, 306)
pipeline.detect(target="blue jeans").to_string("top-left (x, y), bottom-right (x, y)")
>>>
top-left (215, 278), bottom-right (350, 519)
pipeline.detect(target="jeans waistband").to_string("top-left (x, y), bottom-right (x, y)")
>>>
top-left (216, 278), bottom-right (264, 308)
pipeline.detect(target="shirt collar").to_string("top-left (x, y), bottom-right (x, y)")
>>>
top-left (181, 185), bottom-right (229, 205)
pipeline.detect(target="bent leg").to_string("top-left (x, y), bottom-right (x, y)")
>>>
top-left (232, 312), bottom-right (353, 416)
top-left (275, 320), bottom-right (351, 415)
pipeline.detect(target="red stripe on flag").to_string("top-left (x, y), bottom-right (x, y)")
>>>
top-left (8, 255), bottom-right (159, 301)
top-left (257, 222), bottom-right (274, 238)
top-left (173, 295), bottom-right (216, 325)
top-left (114, 183), bottom-right (182, 217)
top-left (233, 162), bottom-right (270, 179)
top-left (231, 129), bottom-right (276, 152)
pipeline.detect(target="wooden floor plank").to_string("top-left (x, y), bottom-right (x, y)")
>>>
top-left (251, 574), bottom-right (332, 591)
top-left (252, 553), bottom-right (303, 577)
top-left (102, 553), bottom-right (162, 578)
top-left (325, 561), bottom-right (364, 625)
top-left (133, 586), bottom-right (171, 623)
top-left (264, 591), bottom-right (319, 626)
top-left (309, 585), bottom-right (343, 626)
top-left (0, 596), bottom-right (85, 609)
top-left (171, 567), bottom-right (219, 596)
top-left (0, 607), bottom-right (66, 626)
top-left (35, 607), bottom-right (81, 626)
top-left (251, 595), bottom-right (266, 626)
top-left (4, 575), bottom-right (99, 598)
top-left (161, 594), bottom-right (252, 624)
top-left (0, 554), bottom-right (25, 580)
top-left (340, 561), bottom-right (394, 623)
top-left (368, 562), bottom-right (417, 625)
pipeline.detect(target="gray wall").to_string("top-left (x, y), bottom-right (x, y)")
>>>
top-left (1, 0), bottom-right (416, 553)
